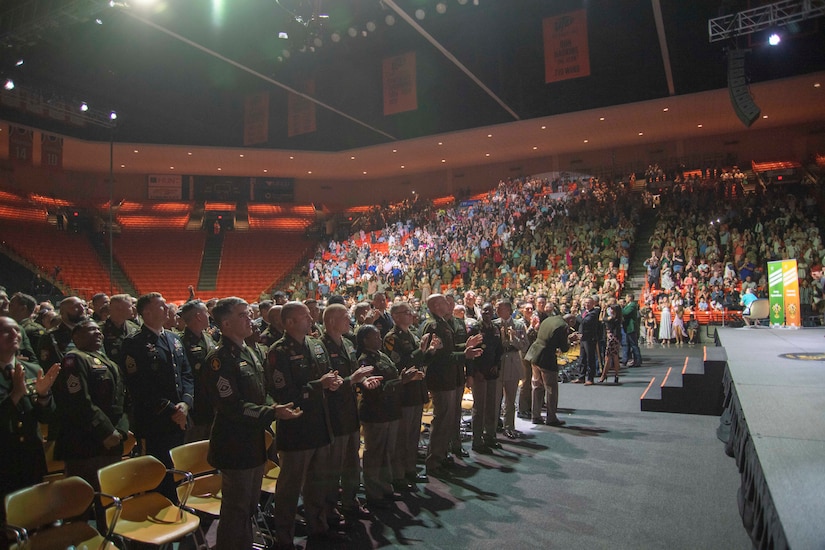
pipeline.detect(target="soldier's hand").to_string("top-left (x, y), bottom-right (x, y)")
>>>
top-left (34, 363), bottom-right (61, 397)
top-left (274, 402), bottom-right (303, 420)
top-left (350, 365), bottom-right (374, 384)
top-left (464, 346), bottom-right (483, 360)
top-left (466, 333), bottom-right (483, 348)
top-left (362, 375), bottom-right (384, 390)
top-left (103, 431), bottom-right (122, 450)
top-left (401, 367), bottom-right (424, 383)
top-left (10, 365), bottom-right (27, 405)
top-left (321, 371), bottom-right (343, 391)
top-left (172, 402), bottom-right (189, 429)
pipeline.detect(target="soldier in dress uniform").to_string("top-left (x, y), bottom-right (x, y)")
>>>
top-left (320, 304), bottom-right (378, 524)
top-left (0, 316), bottom-right (59, 526)
top-left (53, 319), bottom-right (128, 530)
top-left (420, 294), bottom-right (482, 477)
top-left (467, 303), bottom-right (503, 453)
top-left (384, 301), bottom-right (439, 485)
top-left (259, 305), bottom-right (284, 348)
top-left (371, 292), bottom-right (394, 337)
top-left (266, 301), bottom-right (347, 547)
top-left (101, 294), bottom-right (139, 368)
top-left (37, 296), bottom-right (86, 369)
top-left (178, 300), bottom-right (217, 442)
top-left (495, 300), bottom-right (530, 440)
top-left (446, 293), bottom-right (474, 460)
top-left (205, 297), bottom-right (302, 550)
top-left (90, 293), bottom-right (110, 323)
top-left (8, 293), bottom-right (46, 362)
top-left (121, 292), bottom-right (194, 502)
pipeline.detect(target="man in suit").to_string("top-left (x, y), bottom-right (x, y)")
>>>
top-left (122, 292), bottom-right (194, 502)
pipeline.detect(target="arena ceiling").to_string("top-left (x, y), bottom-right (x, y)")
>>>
top-left (0, 0), bottom-right (824, 179)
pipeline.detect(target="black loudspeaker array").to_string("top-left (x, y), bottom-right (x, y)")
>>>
top-left (728, 49), bottom-right (761, 128)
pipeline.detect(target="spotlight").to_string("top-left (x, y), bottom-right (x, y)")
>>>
top-left (385, 14), bottom-right (395, 26)
top-left (95, 18), bottom-right (103, 24)
top-left (415, 9), bottom-right (425, 20)
top-left (768, 33), bottom-right (780, 46)
top-left (278, 31), bottom-right (288, 39)
top-left (80, 102), bottom-right (89, 111)
top-left (109, 111), bottom-right (117, 120)
top-left (15, 59), bottom-right (23, 67)
top-left (3, 79), bottom-right (14, 91)
top-left (436, 3), bottom-right (447, 14)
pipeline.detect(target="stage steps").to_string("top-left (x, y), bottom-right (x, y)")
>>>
top-left (640, 346), bottom-right (727, 415)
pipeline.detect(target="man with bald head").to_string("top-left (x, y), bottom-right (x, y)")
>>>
top-left (421, 294), bottom-right (482, 477)
top-left (179, 299), bottom-right (217, 442)
top-left (260, 304), bottom-right (284, 347)
top-left (102, 294), bottom-right (139, 369)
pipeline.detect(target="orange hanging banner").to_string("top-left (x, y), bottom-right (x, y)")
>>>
top-left (543, 9), bottom-right (591, 84)
top-left (288, 79), bottom-right (317, 137)
top-left (383, 52), bottom-right (417, 116)
top-left (243, 92), bottom-right (270, 146)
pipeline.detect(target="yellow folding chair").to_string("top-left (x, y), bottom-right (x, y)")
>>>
top-left (169, 441), bottom-right (222, 519)
top-left (4, 475), bottom-right (121, 550)
top-left (97, 455), bottom-right (200, 548)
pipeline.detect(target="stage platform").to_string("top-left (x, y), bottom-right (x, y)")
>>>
top-left (717, 327), bottom-right (825, 550)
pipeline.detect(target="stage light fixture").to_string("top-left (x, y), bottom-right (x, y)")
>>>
top-left (80, 102), bottom-right (89, 111)
top-left (15, 59), bottom-right (23, 66)
top-left (768, 33), bottom-right (780, 46)
top-left (278, 31), bottom-right (288, 39)
top-left (4, 79), bottom-right (14, 90)
top-left (109, 111), bottom-right (117, 120)
top-left (96, 18), bottom-right (103, 24)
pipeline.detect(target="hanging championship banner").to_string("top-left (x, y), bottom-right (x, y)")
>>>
top-left (243, 92), bottom-right (269, 146)
top-left (41, 133), bottom-right (63, 170)
top-left (383, 52), bottom-right (417, 115)
top-left (288, 79), bottom-right (317, 137)
top-left (767, 261), bottom-right (784, 325)
top-left (8, 125), bottom-right (33, 165)
top-left (782, 259), bottom-right (800, 327)
top-left (543, 9), bottom-right (591, 84)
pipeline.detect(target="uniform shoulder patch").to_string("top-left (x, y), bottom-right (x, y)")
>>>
top-left (211, 357), bottom-right (221, 371)
top-left (62, 355), bottom-right (76, 370)
top-left (216, 376), bottom-right (233, 398)
top-left (125, 355), bottom-right (137, 374)
top-left (384, 335), bottom-right (395, 351)
top-left (66, 373), bottom-right (82, 394)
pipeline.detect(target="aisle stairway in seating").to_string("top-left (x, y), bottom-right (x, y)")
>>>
top-left (89, 236), bottom-right (136, 297)
top-left (640, 346), bottom-right (727, 415)
top-left (624, 208), bottom-right (658, 296)
top-left (197, 233), bottom-right (224, 293)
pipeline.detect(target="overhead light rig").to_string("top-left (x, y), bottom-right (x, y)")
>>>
top-left (708, 0), bottom-right (825, 42)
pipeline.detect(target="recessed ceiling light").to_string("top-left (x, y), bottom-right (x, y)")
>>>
top-left (441, 159), bottom-right (446, 163)
top-left (541, 125), bottom-right (546, 130)
top-left (532, 146), bottom-right (538, 150)
top-left (170, 166), bottom-right (174, 170)
top-left (584, 139), bottom-right (589, 143)
top-left (217, 168), bottom-right (222, 171)
top-left (120, 164), bottom-right (125, 168)
top-left (487, 134), bottom-right (492, 138)
top-left (814, 83), bottom-right (821, 88)
top-left (762, 115), bottom-right (768, 119)
top-left (351, 156), bottom-right (356, 160)
top-left (307, 171), bottom-right (312, 174)
top-left (239, 154), bottom-right (244, 158)
top-left (438, 142), bottom-right (443, 145)
top-left (599, 117), bottom-right (605, 121)
top-left (187, 152), bottom-right (192, 156)
top-left (401, 165), bottom-right (405, 169)
top-left (289, 156), bottom-right (294, 160)
top-left (697, 124), bottom-right (703, 128)
top-left (263, 169), bottom-right (268, 173)
top-left (485, 153), bottom-right (490, 157)
top-left (363, 171), bottom-right (367, 175)
top-left (392, 149), bottom-right (397, 153)
top-left (663, 108), bottom-right (669, 112)
top-left (133, 149), bottom-right (139, 153)
top-left (638, 132), bottom-right (644, 136)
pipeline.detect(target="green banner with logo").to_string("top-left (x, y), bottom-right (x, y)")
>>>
top-left (767, 261), bottom-right (784, 325)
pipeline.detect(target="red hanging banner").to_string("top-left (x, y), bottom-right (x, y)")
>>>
top-left (543, 9), bottom-right (591, 84)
